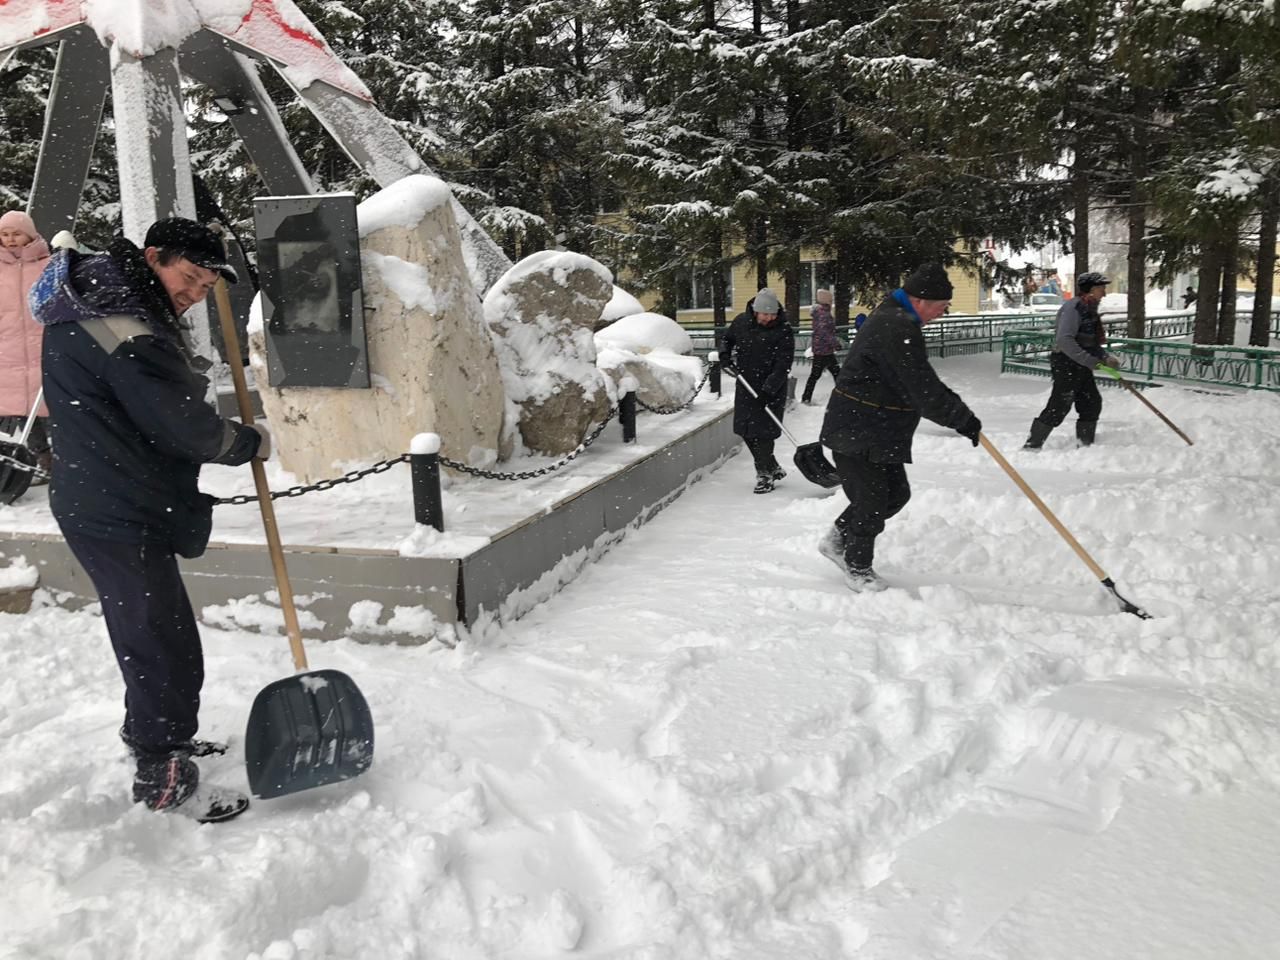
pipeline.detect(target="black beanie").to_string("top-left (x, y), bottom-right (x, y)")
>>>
top-left (902, 263), bottom-right (953, 300)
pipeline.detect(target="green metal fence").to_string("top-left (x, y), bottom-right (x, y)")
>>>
top-left (685, 309), bottom-right (1280, 375)
top-left (1001, 325), bottom-right (1280, 392)
top-left (686, 311), bottom-right (1194, 361)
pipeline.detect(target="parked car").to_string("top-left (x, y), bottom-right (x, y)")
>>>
top-left (1028, 291), bottom-right (1064, 312)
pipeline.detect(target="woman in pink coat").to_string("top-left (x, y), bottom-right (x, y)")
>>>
top-left (0, 209), bottom-right (51, 475)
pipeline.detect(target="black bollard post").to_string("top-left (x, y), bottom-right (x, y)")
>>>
top-left (709, 350), bottom-right (722, 396)
top-left (409, 432), bottom-right (445, 532)
top-left (620, 377), bottom-right (637, 443)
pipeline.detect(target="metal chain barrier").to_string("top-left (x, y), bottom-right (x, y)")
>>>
top-left (211, 406), bottom-right (619, 504)
top-left (439, 407), bottom-right (617, 479)
top-left (212, 456), bottom-right (408, 506)
top-left (635, 362), bottom-right (711, 415)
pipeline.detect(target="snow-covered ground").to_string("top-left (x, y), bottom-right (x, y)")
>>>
top-left (4, 352), bottom-right (1280, 959)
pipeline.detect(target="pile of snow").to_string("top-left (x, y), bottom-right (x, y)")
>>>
top-left (601, 286), bottom-right (646, 324)
top-left (594, 311), bottom-right (693, 355)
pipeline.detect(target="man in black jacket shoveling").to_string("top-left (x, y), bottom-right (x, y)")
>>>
top-left (720, 288), bottom-right (796, 494)
top-left (31, 218), bottom-right (268, 823)
top-left (818, 264), bottom-right (981, 590)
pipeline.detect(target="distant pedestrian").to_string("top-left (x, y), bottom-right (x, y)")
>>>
top-left (801, 288), bottom-right (839, 405)
top-left (0, 210), bottom-right (51, 480)
top-left (1023, 271), bottom-right (1122, 450)
top-left (31, 217), bottom-right (269, 823)
top-left (720, 288), bottom-right (795, 494)
top-left (1182, 286), bottom-right (1196, 309)
top-left (818, 263), bottom-right (981, 590)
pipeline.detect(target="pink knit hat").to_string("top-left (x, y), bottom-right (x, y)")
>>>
top-left (0, 210), bottom-right (38, 240)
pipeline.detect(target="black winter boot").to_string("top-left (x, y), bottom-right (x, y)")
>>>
top-left (843, 536), bottom-right (888, 592)
top-left (753, 470), bottom-right (775, 494)
top-left (1024, 417), bottom-right (1053, 450)
top-left (133, 753), bottom-right (250, 823)
top-left (1076, 419), bottom-right (1097, 446)
top-left (769, 457), bottom-right (787, 481)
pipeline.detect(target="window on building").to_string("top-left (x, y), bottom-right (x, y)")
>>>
top-left (799, 261), bottom-right (853, 306)
top-left (677, 264), bottom-right (733, 311)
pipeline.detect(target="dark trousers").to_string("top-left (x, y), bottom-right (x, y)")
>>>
top-left (743, 437), bottom-right (778, 472)
top-left (1036, 353), bottom-right (1103, 427)
top-left (832, 450), bottom-right (911, 539)
top-left (801, 354), bottom-right (840, 402)
top-left (63, 531), bottom-right (203, 754)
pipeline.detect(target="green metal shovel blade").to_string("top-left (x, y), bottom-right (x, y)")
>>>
top-left (245, 668), bottom-right (374, 799)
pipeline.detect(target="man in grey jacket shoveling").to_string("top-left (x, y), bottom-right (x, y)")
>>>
top-left (1023, 271), bottom-right (1122, 450)
top-left (818, 263), bottom-right (981, 590)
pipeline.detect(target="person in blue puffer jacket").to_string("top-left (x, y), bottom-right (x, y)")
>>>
top-left (30, 217), bottom-right (268, 823)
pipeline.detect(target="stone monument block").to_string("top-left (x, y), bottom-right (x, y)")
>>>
top-left (483, 252), bottom-right (614, 456)
top-left (250, 176), bottom-right (506, 481)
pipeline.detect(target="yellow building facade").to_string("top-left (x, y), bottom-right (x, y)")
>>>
top-left (630, 248), bottom-right (981, 327)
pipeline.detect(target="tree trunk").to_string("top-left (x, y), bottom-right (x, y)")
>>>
top-left (1216, 237), bottom-right (1237, 345)
top-left (710, 227), bottom-right (727, 330)
top-left (1193, 246), bottom-right (1222, 345)
top-left (1251, 178), bottom-right (1277, 347)
top-left (1073, 143), bottom-right (1090, 282)
top-left (783, 249), bottom-right (801, 326)
top-left (833, 247), bottom-right (851, 324)
top-left (1126, 87), bottom-right (1148, 338)
top-left (1125, 200), bottom-right (1146, 338)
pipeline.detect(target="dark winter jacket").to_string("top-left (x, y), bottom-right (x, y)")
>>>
top-left (809, 302), bottom-right (839, 356)
top-left (820, 289), bottom-right (974, 463)
top-left (1053, 297), bottom-right (1108, 370)
top-left (31, 241), bottom-right (260, 557)
top-left (721, 301), bottom-right (795, 440)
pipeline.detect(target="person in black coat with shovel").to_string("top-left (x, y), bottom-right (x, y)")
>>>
top-left (819, 263), bottom-right (981, 590)
top-left (31, 218), bottom-right (268, 823)
top-left (720, 288), bottom-right (796, 493)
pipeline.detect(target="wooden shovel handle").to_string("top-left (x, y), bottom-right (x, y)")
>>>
top-left (1118, 379), bottom-right (1194, 446)
top-left (213, 280), bottom-right (309, 671)
top-left (978, 433), bottom-right (1108, 582)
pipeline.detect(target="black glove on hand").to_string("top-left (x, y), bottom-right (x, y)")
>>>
top-left (957, 413), bottom-right (982, 447)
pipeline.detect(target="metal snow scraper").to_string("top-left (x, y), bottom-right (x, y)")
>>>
top-left (979, 433), bottom-right (1151, 619)
top-left (213, 280), bottom-right (374, 799)
top-left (729, 370), bottom-right (842, 488)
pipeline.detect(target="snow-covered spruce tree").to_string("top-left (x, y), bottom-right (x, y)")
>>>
top-left (610, 0), bottom-right (768, 326)
top-left (809, 0), bottom-right (1070, 305)
top-left (0, 45), bottom-right (119, 247)
top-left (423, 0), bottom-right (622, 261)
top-left (1145, 0), bottom-right (1280, 345)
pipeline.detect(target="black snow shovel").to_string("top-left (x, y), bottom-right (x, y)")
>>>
top-left (213, 279), bottom-right (375, 799)
top-left (0, 390), bottom-right (45, 506)
top-left (729, 370), bottom-right (841, 488)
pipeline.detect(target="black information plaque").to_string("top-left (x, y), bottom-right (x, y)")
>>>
top-left (254, 193), bottom-right (370, 388)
